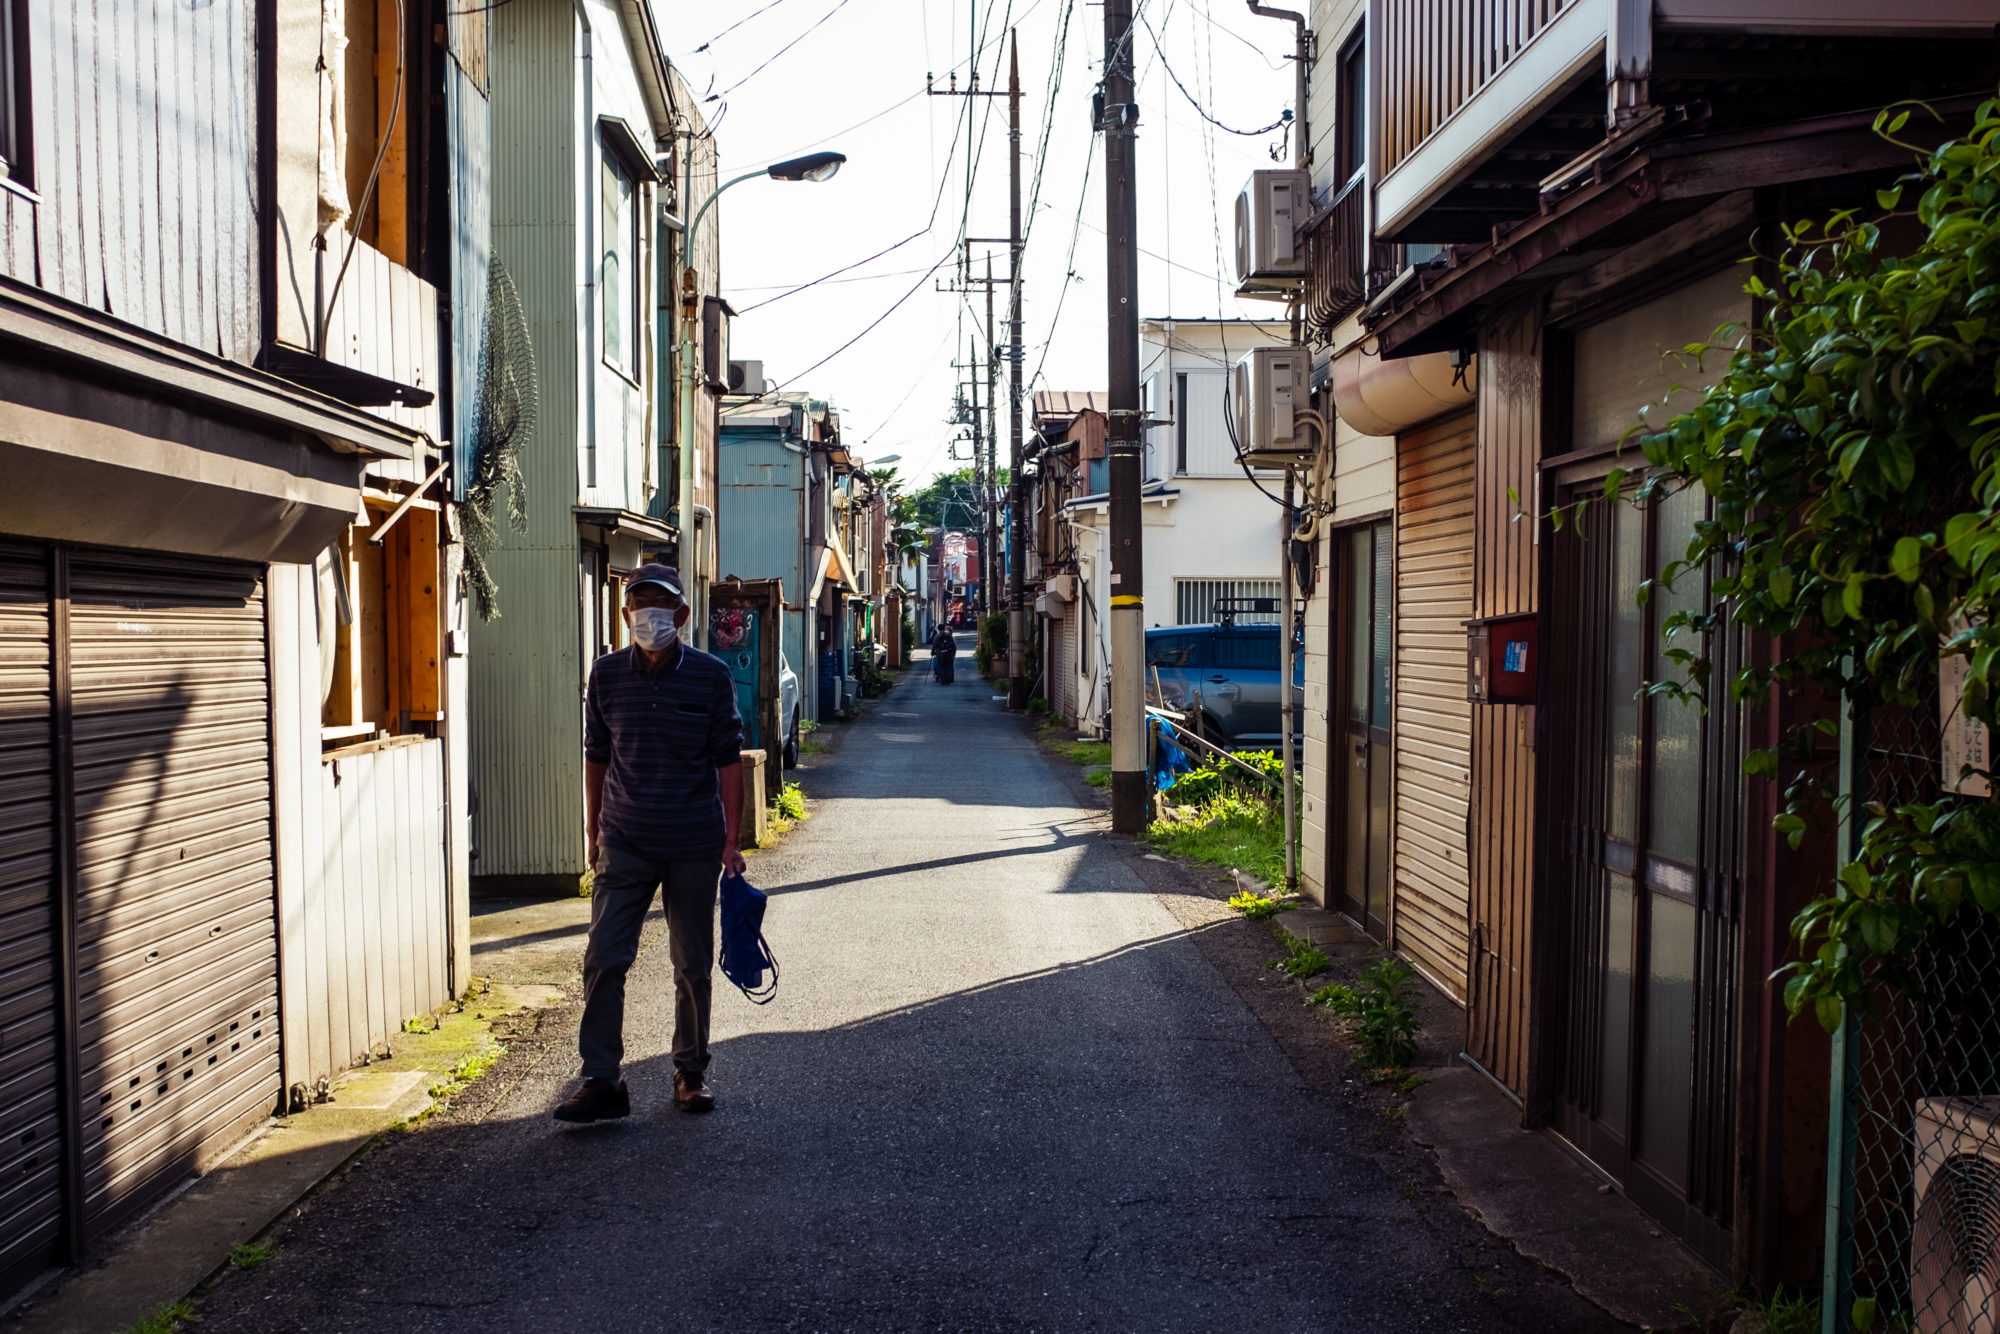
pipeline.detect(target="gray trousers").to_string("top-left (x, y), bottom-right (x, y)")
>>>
top-left (578, 839), bottom-right (720, 1083)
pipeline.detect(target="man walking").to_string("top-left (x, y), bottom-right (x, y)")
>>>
top-left (556, 564), bottom-right (746, 1123)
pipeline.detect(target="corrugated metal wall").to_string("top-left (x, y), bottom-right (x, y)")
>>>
top-left (1392, 412), bottom-right (1476, 998)
top-left (1465, 303), bottom-right (1545, 1098)
top-left (28, 0), bottom-right (258, 361)
top-left (471, 0), bottom-right (587, 879)
top-left (0, 191), bottom-right (35, 283)
top-left (268, 565), bottom-right (452, 1095)
top-left (0, 542), bottom-right (62, 1289)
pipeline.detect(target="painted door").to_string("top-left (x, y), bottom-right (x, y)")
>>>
top-left (1335, 521), bottom-right (1393, 938)
top-left (1549, 481), bottom-right (1741, 1267)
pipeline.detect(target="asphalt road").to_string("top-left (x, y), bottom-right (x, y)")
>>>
top-left (195, 655), bottom-right (1625, 1333)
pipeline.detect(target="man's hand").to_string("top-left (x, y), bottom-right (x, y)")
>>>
top-left (722, 842), bottom-right (746, 876)
top-left (587, 820), bottom-right (601, 871)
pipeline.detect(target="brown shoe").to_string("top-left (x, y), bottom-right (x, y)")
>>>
top-left (673, 1069), bottom-right (715, 1113)
top-left (554, 1077), bottom-right (630, 1123)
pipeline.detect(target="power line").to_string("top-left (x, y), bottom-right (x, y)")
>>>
top-left (1140, 11), bottom-right (1288, 136)
top-left (706, 0), bottom-right (863, 102)
top-left (690, 0), bottom-right (799, 53)
top-left (764, 248), bottom-right (960, 396)
top-left (729, 232), bottom-right (931, 313)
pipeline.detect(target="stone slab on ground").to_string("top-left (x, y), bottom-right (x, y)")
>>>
top-left (1408, 1064), bottom-right (1728, 1330)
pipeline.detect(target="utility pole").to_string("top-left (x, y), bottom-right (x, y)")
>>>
top-left (969, 338), bottom-right (987, 619)
top-left (1102, 0), bottom-right (1146, 834)
top-left (1006, 32), bottom-right (1029, 709)
top-left (985, 255), bottom-right (1000, 623)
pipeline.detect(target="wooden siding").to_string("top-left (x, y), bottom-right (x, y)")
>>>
top-left (1465, 300), bottom-right (1544, 1099)
top-left (1377, 0), bottom-right (1578, 178)
top-left (1392, 412), bottom-right (1475, 997)
top-left (29, 0), bottom-right (258, 361)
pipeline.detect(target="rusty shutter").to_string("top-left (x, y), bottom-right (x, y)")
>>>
top-left (0, 542), bottom-right (63, 1287)
top-left (65, 551), bottom-right (279, 1237)
top-left (1392, 411), bottom-right (1476, 998)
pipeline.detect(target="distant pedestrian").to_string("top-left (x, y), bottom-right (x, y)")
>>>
top-left (931, 625), bottom-right (957, 685)
top-left (556, 565), bottom-right (746, 1124)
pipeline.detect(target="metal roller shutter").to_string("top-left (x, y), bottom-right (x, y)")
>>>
top-left (1393, 411), bottom-right (1476, 999)
top-left (65, 551), bottom-right (279, 1237)
top-left (1053, 608), bottom-right (1076, 722)
top-left (0, 543), bottom-right (63, 1288)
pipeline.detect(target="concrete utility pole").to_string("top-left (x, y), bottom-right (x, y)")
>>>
top-left (1006, 32), bottom-right (1029, 709)
top-left (969, 340), bottom-right (987, 619)
top-left (1102, 0), bottom-right (1146, 834)
top-left (985, 255), bottom-right (1000, 623)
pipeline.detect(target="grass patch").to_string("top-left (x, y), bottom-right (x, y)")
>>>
top-left (1270, 928), bottom-right (1331, 980)
top-left (1049, 737), bottom-right (1111, 767)
top-left (1142, 793), bottom-right (1285, 886)
top-left (799, 737), bottom-right (831, 756)
top-left (1083, 766), bottom-right (1111, 788)
top-left (230, 1241), bottom-right (275, 1270)
top-left (422, 1042), bottom-right (507, 1109)
top-left (124, 1301), bottom-right (195, 1334)
top-left (1311, 951), bottom-right (1421, 1070)
top-left (1228, 888), bottom-right (1299, 920)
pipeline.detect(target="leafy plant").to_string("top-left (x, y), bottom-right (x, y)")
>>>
top-left (1608, 99), bottom-right (2000, 1027)
top-left (773, 782), bottom-right (807, 822)
top-left (1027, 697), bottom-right (1050, 715)
top-left (1083, 766), bottom-right (1111, 788)
top-left (1165, 750), bottom-right (1285, 805)
top-left (1270, 928), bottom-right (1330, 980)
top-left (1228, 888), bottom-right (1299, 920)
top-left (1313, 951), bottom-right (1421, 1069)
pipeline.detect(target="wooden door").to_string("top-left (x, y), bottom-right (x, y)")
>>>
top-left (1334, 521), bottom-right (1393, 938)
top-left (1549, 481), bottom-right (1741, 1267)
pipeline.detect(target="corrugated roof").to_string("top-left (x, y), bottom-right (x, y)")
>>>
top-left (1033, 390), bottom-right (1106, 417)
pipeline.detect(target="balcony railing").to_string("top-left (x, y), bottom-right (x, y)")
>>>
top-left (1378, 0), bottom-right (1578, 181)
top-left (1304, 178), bottom-right (1407, 342)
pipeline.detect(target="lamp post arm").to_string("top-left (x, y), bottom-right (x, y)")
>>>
top-left (686, 167), bottom-right (769, 260)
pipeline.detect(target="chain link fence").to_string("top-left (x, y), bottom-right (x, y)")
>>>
top-left (1829, 695), bottom-right (2000, 1334)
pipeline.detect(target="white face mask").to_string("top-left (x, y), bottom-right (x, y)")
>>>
top-left (629, 606), bottom-right (680, 652)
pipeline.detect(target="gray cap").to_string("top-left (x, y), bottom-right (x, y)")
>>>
top-left (626, 563), bottom-right (685, 600)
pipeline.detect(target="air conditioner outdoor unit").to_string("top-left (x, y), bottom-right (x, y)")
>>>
top-left (1044, 573), bottom-right (1077, 604)
top-left (1911, 1096), bottom-right (2000, 1334)
top-left (1234, 169), bottom-right (1309, 294)
top-left (1232, 346), bottom-right (1311, 468)
top-left (726, 359), bottom-right (765, 394)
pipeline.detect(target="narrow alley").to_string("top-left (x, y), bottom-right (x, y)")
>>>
top-left (185, 654), bottom-right (1621, 1332)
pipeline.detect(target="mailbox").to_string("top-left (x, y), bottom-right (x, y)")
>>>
top-left (1465, 613), bottom-right (1538, 704)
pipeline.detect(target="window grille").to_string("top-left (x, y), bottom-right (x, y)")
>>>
top-left (1175, 578), bottom-right (1281, 627)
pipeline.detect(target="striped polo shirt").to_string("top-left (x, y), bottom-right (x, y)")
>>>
top-left (583, 642), bottom-right (745, 861)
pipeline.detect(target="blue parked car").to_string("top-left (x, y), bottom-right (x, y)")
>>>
top-left (1144, 621), bottom-right (1304, 749)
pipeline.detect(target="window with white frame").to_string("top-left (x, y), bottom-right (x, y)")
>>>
top-left (601, 149), bottom-right (639, 376)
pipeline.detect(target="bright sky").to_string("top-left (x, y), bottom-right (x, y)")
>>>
top-left (652, 0), bottom-right (1302, 484)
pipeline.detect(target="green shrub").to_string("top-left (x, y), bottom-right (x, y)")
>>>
top-left (1143, 792), bottom-right (1285, 886)
top-left (1312, 951), bottom-right (1420, 1069)
top-left (773, 782), bottom-right (807, 822)
top-left (1165, 750), bottom-right (1284, 805)
top-left (902, 616), bottom-right (916, 657)
top-left (1027, 696), bottom-right (1049, 715)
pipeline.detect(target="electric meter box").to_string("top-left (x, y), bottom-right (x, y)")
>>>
top-left (1464, 613), bottom-right (1538, 704)
top-left (1234, 169), bottom-right (1309, 292)
top-left (1231, 346), bottom-right (1311, 467)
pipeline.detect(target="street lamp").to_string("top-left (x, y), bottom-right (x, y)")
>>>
top-left (675, 150), bottom-right (847, 644)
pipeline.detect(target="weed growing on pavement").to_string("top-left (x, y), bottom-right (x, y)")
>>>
top-left (1228, 888), bottom-right (1298, 920)
top-left (1311, 951), bottom-right (1420, 1069)
top-left (774, 782), bottom-right (807, 822)
top-left (1143, 793), bottom-right (1285, 886)
top-left (1270, 928), bottom-right (1330, 980)
top-left (1050, 738), bottom-right (1111, 767)
top-left (800, 737), bottom-right (831, 756)
top-left (1723, 1287), bottom-right (1819, 1334)
top-left (230, 1241), bottom-right (275, 1270)
top-left (424, 1044), bottom-right (507, 1107)
top-left (1084, 766), bottom-right (1110, 787)
top-left (123, 1301), bottom-right (195, 1334)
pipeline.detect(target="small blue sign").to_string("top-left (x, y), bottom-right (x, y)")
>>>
top-left (1503, 640), bottom-right (1529, 673)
